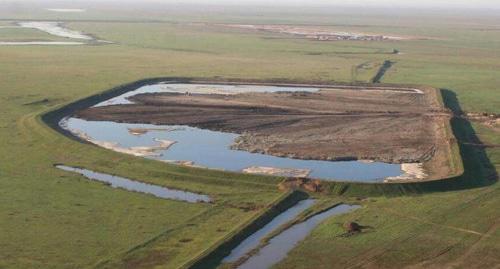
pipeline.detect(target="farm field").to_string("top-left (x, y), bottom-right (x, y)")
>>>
top-left (0, 2), bottom-right (499, 269)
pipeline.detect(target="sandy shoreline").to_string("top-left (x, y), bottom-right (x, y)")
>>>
top-left (60, 118), bottom-right (177, 157)
top-left (384, 163), bottom-right (427, 183)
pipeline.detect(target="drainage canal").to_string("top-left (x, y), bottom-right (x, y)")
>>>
top-left (56, 165), bottom-right (211, 203)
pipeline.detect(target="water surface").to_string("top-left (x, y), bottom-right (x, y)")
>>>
top-left (95, 83), bottom-right (321, 107)
top-left (238, 204), bottom-right (361, 269)
top-left (224, 199), bottom-right (316, 263)
top-left (63, 118), bottom-right (402, 182)
top-left (18, 21), bottom-right (93, 40)
top-left (62, 83), bottom-right (403, 182)
top-left (56, 165), bottom-right (211, 203)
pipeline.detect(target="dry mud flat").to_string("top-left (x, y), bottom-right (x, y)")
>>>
top-left (76, 85), bottom-right (455, 181)
top-left (219, 24), bottom-right (424, 41)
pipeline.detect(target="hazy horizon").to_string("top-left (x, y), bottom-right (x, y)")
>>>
top-left (1, 0), bottom-right (500, 10)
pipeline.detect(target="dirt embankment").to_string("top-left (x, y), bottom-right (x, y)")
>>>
top-left (76, 86), bottom-right (452, 173)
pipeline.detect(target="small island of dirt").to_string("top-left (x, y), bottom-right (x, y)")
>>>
top-left (75, 84), bottom-right (456, 181)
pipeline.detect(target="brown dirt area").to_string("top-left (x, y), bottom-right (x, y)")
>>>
top-left (217, 24), bottom-right (426, 41)
top-left (75, 85), bottom-right (456, 181)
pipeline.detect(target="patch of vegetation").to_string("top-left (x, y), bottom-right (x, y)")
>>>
top-left (0, 27), bottom-right (65, 41)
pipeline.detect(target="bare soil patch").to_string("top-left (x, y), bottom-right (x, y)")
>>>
top-left (75, 84), bottom-right (455, 181)
top-left (243, 166), bottom-right (311, 178)
top-left (219, 24), bottom-right (427, 41)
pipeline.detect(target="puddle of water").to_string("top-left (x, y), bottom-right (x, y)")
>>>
top-left (63, 118), bottom-right (402, 182)
top-left (95, 83), bottom-right (320, 107)
top-left (224, 199), bottom-right (316, 263)
top-left (61, 83), bottom-right (404, 182)
top-left (237, 204), bottom-right (361, 269)
top-left (18, 21), bottom-right (93, 40)
top-left (0, 41), bottom-right (85, 46)
top-left (55, 165), bottom-right (211, 203)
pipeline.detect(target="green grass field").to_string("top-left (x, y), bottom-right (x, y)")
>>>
top-left (0, 3), bottom-right (499, 268)
top-left (0, 26), bottom-right (65, 42)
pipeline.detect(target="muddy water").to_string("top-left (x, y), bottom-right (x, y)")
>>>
top-left (56, 165), bottom-right (211, 203)
top-left (238, 204), bottom-right (360, 269)
top-left (224, 199), bottom-right (316, 263)
top-left (62, 83), bottom-right (403, 182)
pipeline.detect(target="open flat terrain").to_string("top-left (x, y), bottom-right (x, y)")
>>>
top-left (0, 2), bottom-right (499, 268)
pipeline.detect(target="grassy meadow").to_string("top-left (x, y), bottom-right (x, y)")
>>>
top-left (0, 26), bottom-right (66, 42)
top-left (0, 3), bottom-right (499, 269)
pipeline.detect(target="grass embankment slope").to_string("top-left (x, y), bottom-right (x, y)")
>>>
top-left (269, 13), bottom-right (500, 269)
top-left (0, 21), bottom-right (369, 268)
top-left (0, 7), bottom-right (499, 269)
top-left (0, 45), bottom-right (288, 268)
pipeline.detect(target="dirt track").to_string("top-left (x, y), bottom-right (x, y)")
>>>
top-left (76, 85), bottom-right (454, 180)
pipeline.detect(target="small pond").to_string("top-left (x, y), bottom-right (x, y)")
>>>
top-left (61, 83), bottom-right (403, 182)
